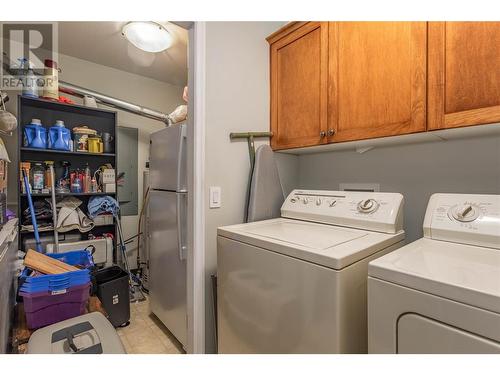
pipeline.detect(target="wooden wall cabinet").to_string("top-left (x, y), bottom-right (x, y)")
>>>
top-left (328, 22), bottom-right (427, 142)
top-left (428, 22), bottom-right (500, 130)
top-left (268, 21), bottom-right (500, 151)
top-left (268, 22), bottom-right (329, 150)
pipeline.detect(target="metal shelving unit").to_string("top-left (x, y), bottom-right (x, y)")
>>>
top-left (18, 96), bottom-right (118, 252)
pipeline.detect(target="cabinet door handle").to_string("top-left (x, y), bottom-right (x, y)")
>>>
top-left (327, 129), bottom-right (335, 137)
top-left (319, 131), bottom-right (326, 138)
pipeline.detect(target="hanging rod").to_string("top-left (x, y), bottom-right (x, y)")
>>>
top-left (229, 132), bottom-right (273, 139)
top-left (59, 81), bottom-right (172, 125)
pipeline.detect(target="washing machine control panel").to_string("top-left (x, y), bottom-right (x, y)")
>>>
top-left (282, 190), bottom-right (404, 234)
top-left (423, 193), bottom-right (500, 249)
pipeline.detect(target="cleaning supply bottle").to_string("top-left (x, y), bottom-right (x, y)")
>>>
top-left (18, 58), bottom-right (39, 98)
top-left (44, 161), bottom-right (54, 191)
top-left (84, 164), bottom-right (91, 193)
top-left (23, 119), bottom-right (47, 149)
top-left (48, 120), bottom-right (71, 151)
top-left (71, 169), bottom-right (82, 193)
top-left (31, 163), bottom-right (45, 192)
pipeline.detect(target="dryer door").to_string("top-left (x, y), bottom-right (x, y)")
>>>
top-left (397, 313), bottom-right (500, 353)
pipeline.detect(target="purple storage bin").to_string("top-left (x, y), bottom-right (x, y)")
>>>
top-left (20, 282), bottom-right (91, 329)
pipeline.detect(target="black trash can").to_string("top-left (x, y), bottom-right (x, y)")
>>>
top-left (94, 266), bottom-right (130, 327)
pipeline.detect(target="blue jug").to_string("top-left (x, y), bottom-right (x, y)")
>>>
top-left (23, 119), bottom-right (47, 149)
top-left (48, 120), bottom-right (71, 151)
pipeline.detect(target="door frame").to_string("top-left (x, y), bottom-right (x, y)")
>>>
top-left (184, 21), bottom-right (206, 354)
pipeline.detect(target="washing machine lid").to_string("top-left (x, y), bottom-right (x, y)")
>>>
top-left (218, 218), bottom-right (404, 270)
top-left (369, 238), bottom-right (500, 314)
top-left (242, 220), bottom-right (365, 249)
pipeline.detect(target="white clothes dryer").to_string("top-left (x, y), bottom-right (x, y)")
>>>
top-left (368, 193), bottom-right (500, 353)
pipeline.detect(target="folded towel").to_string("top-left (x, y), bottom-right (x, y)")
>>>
top-left (56, 206), bottom-right (94, 233)
top-left (88, 195), bottom-right (119, 218)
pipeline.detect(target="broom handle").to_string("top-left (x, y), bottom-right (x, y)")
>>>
top-left (22, 168), bottom-right (42, 252)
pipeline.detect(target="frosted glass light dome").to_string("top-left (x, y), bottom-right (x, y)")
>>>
top-left (122, 22), bottom-right (172, 53)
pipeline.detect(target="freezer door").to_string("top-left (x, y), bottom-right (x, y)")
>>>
top-left (149, 124), bottom-right (187, 192)
top-left (148, 190), bottom-right (187, 347)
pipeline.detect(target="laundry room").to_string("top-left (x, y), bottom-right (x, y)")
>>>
top-left (201, 20), bottom-right (500, 355)
top-left (1, 1), bottom-right (500, 372)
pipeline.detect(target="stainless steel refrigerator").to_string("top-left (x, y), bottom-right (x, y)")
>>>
top-left (148, 124), bottom-right (187, 348)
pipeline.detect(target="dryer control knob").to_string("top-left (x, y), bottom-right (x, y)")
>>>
top-left (302, 197), bottom-right (308, 205)
top-left (316, 198), bottom-right (322, 206)
top-left (450, 204), bottom-right (480, 222)
top-left (357, 199), bottom-right (378, 213)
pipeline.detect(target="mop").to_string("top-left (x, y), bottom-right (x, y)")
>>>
top-left (22, 169), bottom-right (42, 252)
top-left (88, 195), bottom-right (145, 303)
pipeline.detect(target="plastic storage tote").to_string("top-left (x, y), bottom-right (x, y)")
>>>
top-left (19, 250), bottom-right (95, 294)
top-left (20, 282), bottom-right (91, 329)
top-left (94, 266), bottom-right (130, 327)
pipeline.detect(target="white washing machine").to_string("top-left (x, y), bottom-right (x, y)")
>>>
top-left (217, 189), bottom-right (405, 353)
top-left (368, 193), bottom-right (500, 354)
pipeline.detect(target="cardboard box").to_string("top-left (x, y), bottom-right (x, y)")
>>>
top-left (102, 169), bottom-right (115, 184)
top-left (104, 183), bottom-right (116, 193)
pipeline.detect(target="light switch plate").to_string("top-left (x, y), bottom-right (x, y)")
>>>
top-left (209, 186), bottom-right (221, 208)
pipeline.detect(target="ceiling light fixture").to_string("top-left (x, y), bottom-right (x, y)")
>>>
top-left (122, 22), bottom-right (172, 53)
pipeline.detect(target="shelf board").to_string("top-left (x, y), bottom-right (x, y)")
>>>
top-left (19, 95), bottom-right (118, 116)
top-left (21, 192), bottom-right (115, 197)
top-left (20, 147), bottom-right (115, 157)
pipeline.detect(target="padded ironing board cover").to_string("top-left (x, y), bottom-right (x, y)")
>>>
top-left (247, 145), bottom-right (285, 222)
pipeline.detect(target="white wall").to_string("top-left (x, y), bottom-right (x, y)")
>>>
top-left (203, 21), bottom-right (286, 353)
top-left (5, 52), bottom-right (185, 267)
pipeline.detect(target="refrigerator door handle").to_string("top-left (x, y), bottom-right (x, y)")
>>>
top-left (177, 193), bottom-right (187, 261)
top-left (177, 125), bottom-right (187, 193)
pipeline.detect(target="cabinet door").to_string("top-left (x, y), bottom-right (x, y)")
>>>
top-left (428, 22), bottom-right (500, 130)
top-left (329, 22), bottom-right (427, 142)
top-left (270, 22), bottom-right (328, 150)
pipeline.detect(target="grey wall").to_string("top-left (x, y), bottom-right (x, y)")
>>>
top-left (275, 152), bottom-right (300, 196)
top-left (204, 21), bottom-right (285, 353)
top-left (117, 126), bottom-right (139, 216)
top-left (297, 136), bottom-right (500, 242)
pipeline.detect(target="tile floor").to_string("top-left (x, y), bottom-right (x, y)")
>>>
top-left (116, 297), bottom-right (185, 354)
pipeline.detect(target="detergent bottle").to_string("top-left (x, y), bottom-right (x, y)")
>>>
top-left (48, 120), bottom-right (71, 151)
top-left (23, 119), bottom-right (47, 149)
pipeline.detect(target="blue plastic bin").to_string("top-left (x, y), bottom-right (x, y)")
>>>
top-left (19, 250), bottom-right (94, 294)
